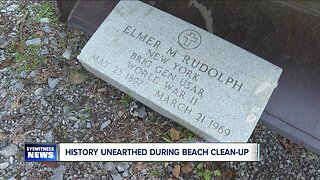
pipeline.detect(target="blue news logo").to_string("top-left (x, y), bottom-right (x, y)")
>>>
top-left (25, 144), bottom-right (58, 161)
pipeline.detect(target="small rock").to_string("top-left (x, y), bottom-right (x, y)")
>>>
top-left (9, 156), bottom-right (14, 164)
top-left (105, 162), bottom-right (119, 175)
top-left (68, 116), bottom-right (78, 121)
top-left (6, 4), bottom-right (19, 11)
top-left (14, 81), bottom-right (24, 90)
top-left (26, 38), bottom-right (41, 46)
top-left (43, 38), bottom-right (49, 44)
top-left (41, 99), bottom-right (48, 107)
top-left (73, 122), bottom-right (79, 129)
top-left (53, 165), bottom-right (66, 173)
top-left (28, 71), bottom-right (37, 78)
top-left (20, 71), bottom-right (28, 78)
top-left (19, 107), bottom-right (26, 114)
top-left (0, 36), bottom-right (6, 46)
top-left (25, 162), bottom-right (34, 169)
top-left (40, 46), bottom-right (48, 56)
top-left (43, 24), bottom-right (51, 33)
top-left (40, 18), bottom-right (49, 23)
top-left (14, 126), bottom-right (24, 134)
top-left (86, 123), bottom-right (92, 129)
top-left (141, 169), bottom-right (147, 175)
top-left (97, 88), bottom-right (107, 93)
top-left (115, 162), bottom-right (126, 172)
top-left (118, 111), bottom-right (124, 117)
top-left (134, 107), bottom-right (147, 118)
top-left (43, 116), bottom-right (50, 121)
top-left (111, 174), bottom-right (122, 180)
top-left (45, 89), bottom-right (54, 97)
top-left (34, 88), bottom-right (44, 96)
top-left (50, 165), bottom-right (66, 180)
top-left (0, 90), bottom-right (7, 98)
top-left (0, 67), bottom-right (8, 73)
top-left (59, 32), bottom-right (67, 39)
top-left (130, 175), bottom-right (137, 180)
top-left (44, 130), bottom-right (53, 142)
top-left (100, 120), bottom-right (111, 130)
top-left (122, 170), bottom-right (129, 177)
top-left (0, 144), bottom-right (18, 158)
top-left (62, 49), bottom-right (71, 60)
top-left (48, 78), bottom-right (60, 89)
top-left (0, 162), bottom-right (9, 169)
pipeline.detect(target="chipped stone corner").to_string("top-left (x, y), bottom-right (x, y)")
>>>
top-left (245, 107), bottom-right (262, 124)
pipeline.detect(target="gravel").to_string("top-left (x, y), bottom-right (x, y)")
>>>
top-left (0, 36), bottom-right (6, 45)
top-left (0, 162), bottom-right (9, 170)
top-left (34, 87), bottom-right (44, 96)
top-left (0, 145), bottom-right (18, 158)
top-left (100, 120), bottom-right (111, 130)
top-left (48, 78), bottom-right (60, 89)
top-left (44, 129), bottom-right (53, 142)
top-left (133, 106), bottom-right (148, 119)
top-left (25, 38), bottom-right (41, 46)
top-left (0, 0), bottom-right (319, 179)
top-left (62, 49), bottom-right (71, 60)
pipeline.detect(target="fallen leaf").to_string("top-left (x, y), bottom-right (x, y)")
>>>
top-left (36, 30), bottom-right (45, 37)
top-left (11, 96), bottom-right (22, 109)
top-left (69, 70), bottom-right (89, 84)
top-left (172, 164), bottom-right (181, 178)
top-left (134, 162), bottom-right (144, 171)
top-left (216, 170), bottom-right (236, 180)
top-left (0, 131), bottom-right (6, 141)
top-left (14, 44), bottom-right (24, 53)
top-left (169, 128), bottom-right (180, 141)
top-left (181, 162), bottom-right (193, 175)
top-left (41, 162), bottom-right (59, 168)
top-left (0, 59), bottom-right (14, 69)
top-left (280, 137), bottom-right (293, 150)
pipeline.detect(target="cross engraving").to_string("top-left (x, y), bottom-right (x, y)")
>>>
top-left (178, 29), bottom-right (202, 50)
top-left (183, 32), bottom-right (198, 47)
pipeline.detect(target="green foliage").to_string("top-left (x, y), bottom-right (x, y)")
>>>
top-left (213, 169), bottom-right (221, 176)
top-left (199, 170), bottom-right (213, 180)
top-left (180, 129), bottom-right (196, 142)
top-left (193, 163), bottom-right (219, 180)
top-left (154, 128), bottom-right (172, 143)
top-left (14, 43), bottom-right (43, 73)
top-left (311, 153), bottom-right (318, 160)
top-left (119, 94), bottom-right (131, 106)
top-left (15, 52), bottom-right (24, 63)
top-left (196, 162), bottom-right (203, 169)
top-left (150, 170), bottom-right (161, 176)
top-left (32, 2), bottom-right (58, 24)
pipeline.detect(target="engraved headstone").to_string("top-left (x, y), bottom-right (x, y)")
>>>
top-left (77, 1), bottom-right (282, 142)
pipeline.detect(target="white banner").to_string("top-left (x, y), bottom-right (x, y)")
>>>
top-left (58, 143), bottom-right (259, 161)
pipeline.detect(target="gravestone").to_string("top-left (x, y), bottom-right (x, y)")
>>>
top-left (77, 1), bottom-right (282, 142)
